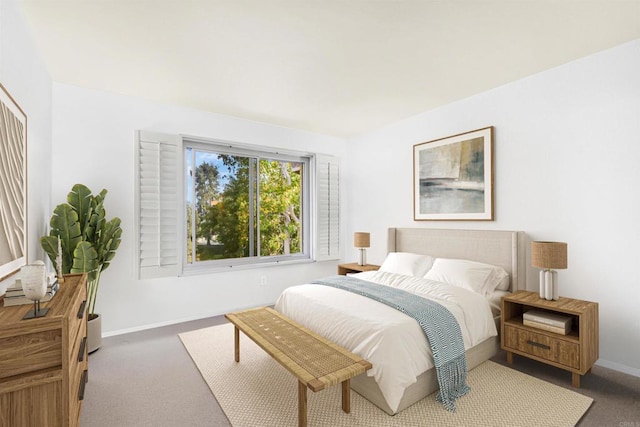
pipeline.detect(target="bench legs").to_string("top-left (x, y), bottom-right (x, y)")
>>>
top-left (296, 379), bottom-right (350, 427)
top-left (342, 379), bottom-right (350, 413)
top-left (234, 326), bottom-right (240, 362)
top-left (298, 381), bottom-right (307, 427)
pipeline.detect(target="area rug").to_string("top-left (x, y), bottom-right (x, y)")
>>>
top-left (179, 323), bottom-right (592, 427)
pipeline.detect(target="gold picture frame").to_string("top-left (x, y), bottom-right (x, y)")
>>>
top-left (413, 127), bottom-right (493, 221)
top-left (0, 83), bottom-right (28, 280)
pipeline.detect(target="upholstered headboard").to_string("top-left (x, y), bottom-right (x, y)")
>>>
top-left (388, 228), bottom-right (526, 292)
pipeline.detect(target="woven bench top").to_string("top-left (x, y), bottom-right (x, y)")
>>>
top-left (225, 307), bottom-right (372, 392)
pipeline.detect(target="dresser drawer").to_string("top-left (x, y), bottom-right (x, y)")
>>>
top-left (503, 325), bottom-right (580, 369)
top-left (0, 329), bottom-right (62, 379)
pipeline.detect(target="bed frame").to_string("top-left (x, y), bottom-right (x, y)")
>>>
top-left (350, 227), bottom-right (526, 415)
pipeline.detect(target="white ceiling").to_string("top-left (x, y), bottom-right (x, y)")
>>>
top-left (19, 0), bottom-right (640, 137)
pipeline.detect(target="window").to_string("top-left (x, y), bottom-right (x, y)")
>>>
top-left (135, 131), bottom-right (339, 279)
top-left (184, 141), bottom-right (310, 269)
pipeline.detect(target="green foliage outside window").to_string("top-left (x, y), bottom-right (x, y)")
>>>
top-left (186, 149), bottom-right (303, 263)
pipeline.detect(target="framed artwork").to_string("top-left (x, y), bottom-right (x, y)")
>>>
top-left (413, 126), bottom-right (493, 221)
top-left (0, 83), bottom-right (27, 280)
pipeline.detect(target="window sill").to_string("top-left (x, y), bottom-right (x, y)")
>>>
top-left (180, 257), bottom-right (315, 276)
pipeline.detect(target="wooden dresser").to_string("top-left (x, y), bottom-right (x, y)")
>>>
top-left (0, 273), bottom-right (88, 427)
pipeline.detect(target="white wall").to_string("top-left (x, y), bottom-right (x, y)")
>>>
top-left (51, 83), bottom-right (347, 334)
top-left (0, 0), bottom-right (52, 292)
top-left (346, 40), bottom-right (640, 376)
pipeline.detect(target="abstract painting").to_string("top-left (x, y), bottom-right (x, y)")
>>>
top-left (413, 127), bottom-right (493, 220)
top-left (0, 83), bottom-right (27, 280)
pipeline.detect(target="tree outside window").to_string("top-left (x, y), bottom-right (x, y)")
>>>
top-left (186, 145), bottom-right (307, 265)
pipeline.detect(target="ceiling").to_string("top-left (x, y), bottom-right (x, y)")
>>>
top-left (19, 1), bottom-right (640, 137)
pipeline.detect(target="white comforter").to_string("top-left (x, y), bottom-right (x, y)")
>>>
top-left (274, 270), bottom-right (497, 413)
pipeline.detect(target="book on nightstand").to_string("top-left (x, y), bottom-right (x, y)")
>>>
top-left (523, 310), bottom-right (572, 335)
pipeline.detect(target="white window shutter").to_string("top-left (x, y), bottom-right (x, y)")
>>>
top-left (135, 131), bottom-right (182, 279)
top-left (315, 154), bottom-right (340, 261)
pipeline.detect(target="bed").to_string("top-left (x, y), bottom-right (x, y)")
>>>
top-left (275, 227), bottom-right (526, 415)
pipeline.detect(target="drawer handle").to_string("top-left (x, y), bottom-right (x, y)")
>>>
top-left (77, 300), bottom-right (87, 319)
top-left (527, 340), bottom-right (551, 350)
top-left (78, 369), bottom-right (88, 401)
top-left (78, 336), bottom-right (87, 362)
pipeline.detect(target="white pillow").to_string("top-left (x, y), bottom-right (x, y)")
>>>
top-left (379, 252), bottom-right (435, 277)
top-left (423, 258), bottom-right (510, 296)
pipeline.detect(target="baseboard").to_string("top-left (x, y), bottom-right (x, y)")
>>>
top-left (102, 301), bottom-right (274, 338)
top-left (595, 358), bottom-right (640, 378)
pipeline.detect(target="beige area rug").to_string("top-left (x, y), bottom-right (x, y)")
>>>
top-left (180, 323), bottom-right (592, 427)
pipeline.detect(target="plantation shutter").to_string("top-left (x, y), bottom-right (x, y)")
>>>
top-left (315, 154), bottom-right (340, 261)
top-left (135, 131), bottom-right (182, 279)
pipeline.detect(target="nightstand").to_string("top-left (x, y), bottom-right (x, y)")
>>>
top-left (501, 290), bottom-right (599, 387)
top-left (337, 263), bottom-right (380, 275)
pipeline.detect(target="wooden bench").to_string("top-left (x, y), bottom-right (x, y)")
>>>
top-left (225, 307), bottom-right (372, 427)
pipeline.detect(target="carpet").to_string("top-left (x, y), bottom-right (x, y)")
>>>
top-left (180, 323), bottom-right (593, 427)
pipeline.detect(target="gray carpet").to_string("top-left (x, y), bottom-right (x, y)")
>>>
top-left (80, 315), bottom-right (640, 427)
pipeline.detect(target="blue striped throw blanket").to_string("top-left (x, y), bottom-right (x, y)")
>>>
top-left (311, 275), bottom-right (470, 411)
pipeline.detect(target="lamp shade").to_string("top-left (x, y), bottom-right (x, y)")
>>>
top-left (531, 241), bottom-right (567, 269)
top-left (353, 232), bottom-right (370, 248)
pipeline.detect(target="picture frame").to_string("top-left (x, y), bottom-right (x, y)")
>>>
top-left (413, 126), bottom-right (493, 221)
top-left (0, 83), bottom-right (28, 280)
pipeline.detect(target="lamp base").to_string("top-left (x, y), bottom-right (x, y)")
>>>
top-left (358, 248), bottom-right (367, 266)
top-left (539, 270), bottom-right (558, 300)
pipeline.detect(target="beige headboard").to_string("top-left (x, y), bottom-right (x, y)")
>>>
top-left (388, 228), bottom-right (526, 292)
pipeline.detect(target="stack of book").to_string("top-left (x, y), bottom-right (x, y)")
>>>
top-left (523, 310), bottom-right (572, 335)
top-left (3, 274), bottom-right (60, 307)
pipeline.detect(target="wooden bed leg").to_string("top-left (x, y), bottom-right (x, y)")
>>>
top-left (342, 379), bottom-right (350, 413)
top-left (234, 326), bottom-right (240, 362)
top-left (506, 351), bottom-right (513, 364)
top-left (298, 380), bottom-right (307, 427)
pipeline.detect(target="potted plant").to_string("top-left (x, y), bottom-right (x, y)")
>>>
top-left (41, 184), bottom-right (122, 353)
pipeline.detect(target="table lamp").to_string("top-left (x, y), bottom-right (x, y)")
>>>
top-left (354, 232), bottom-right (370, 266)
top-left (531, 241), bottom-right (567, 300)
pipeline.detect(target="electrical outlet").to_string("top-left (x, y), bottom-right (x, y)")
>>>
top-left (260, 275), bottom-right (267, 286)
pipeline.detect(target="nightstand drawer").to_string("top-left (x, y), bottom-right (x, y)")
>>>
top-left (503, 325), bottom-right (580, 369)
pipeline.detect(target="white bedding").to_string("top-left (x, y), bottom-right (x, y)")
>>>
top-left (274, 270), bottom-right (498, 413)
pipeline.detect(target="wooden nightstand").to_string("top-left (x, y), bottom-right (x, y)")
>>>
top-left (501, 290), bottom-right (599, 387)
top-left (337, 263), bottom-right (380, 275)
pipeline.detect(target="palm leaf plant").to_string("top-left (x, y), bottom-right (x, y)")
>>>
top-left (41, 184), bottom-right (122, 318)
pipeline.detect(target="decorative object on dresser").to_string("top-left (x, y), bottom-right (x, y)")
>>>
top-left (353, 232), bottom-right (370, 266)
top-left (337, 262), bottom-right (380, 276)
top-left (413, 127), bottom-right (494, 221)
top-left (0, 273), bottom-right (89, 426)
top-left (531, 241), bottom-right (567, 300)
top-left (40, 183), bottom-right (123, 353)
top-left (501, 290), bottom-right (598, 387)
top-left (0, 82), bottom-right (28, 281)
top-left (19, 261), bottom-right (49, 319)
top-left (3, 273), bottom-right (59, 307)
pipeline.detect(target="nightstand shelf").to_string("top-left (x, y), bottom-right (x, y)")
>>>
top-left (501, 290), bottom-right (598, 387)
top-left (337, 263), bottom-right (380, 275)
